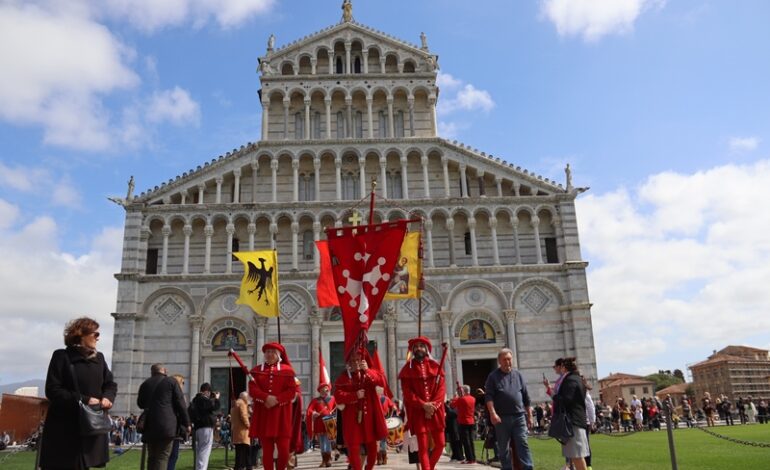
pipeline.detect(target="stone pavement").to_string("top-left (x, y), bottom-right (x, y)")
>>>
top-left (293, 449), bottom-right (491, 470)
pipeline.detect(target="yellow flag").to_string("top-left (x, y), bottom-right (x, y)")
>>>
top-left (384, 232), bottom-right (422, 300)
top-left (234, 250), bottom-right (280, 317)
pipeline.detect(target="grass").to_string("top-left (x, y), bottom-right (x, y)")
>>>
top-left (2, 426), bottom-right (769, 469)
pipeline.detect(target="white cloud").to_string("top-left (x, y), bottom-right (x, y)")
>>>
top-left (728, 136), bottom-right (760, 152)
top-left (0, 199), bottom-right (20, 229)
top-left (437, 72), bottom-right (462, 90)
top-left (436, 72), bottom-right (495, 139)
top-left (578, 160), bottom-right (770, 370)
top-left (438, 121), bottom-right (461, 139)
top-left (99, 0), bottom-right (276, 32)
top-left (0, 3), bottom-right (139, 151)
top-left (147, 86), bottom-right (201, 126)
top-left (0, 214), bottom-right (121, 382)
top-left (541, 0), bottom-right (664, 42)
top-left (0, 162), bottom-right (83, 209)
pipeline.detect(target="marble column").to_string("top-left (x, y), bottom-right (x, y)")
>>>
top-left (441, 156), bottom-right (450, 197)
top-left (400, 156), bottom-right (409, 199)
top-left (325, 99), bottom-right (332, 139)
top-left (233, 169), bottom-right (241, 203)
top-left (438, 310), bottom-right (454, 390)
top-left (138, 227), bottom-right (151, 272)
top-left (247, 223), bottom-right (256, 250)
top-left (261, 100), bottom-right (269, 141)
top-left (314, 157), bottom-right (321, 201)
top-left (428, 96), bottom-right (437, 136)
top-left (180, 189), bottom-right (187, 205)
top-left (197, 184), bottom-right (205, 204)
top-left (292, 158), bottom-right (299, 202)
top-left (421, 155), bottom-right (430, 198)
top-left (335, 156), bottom-right (342, 200)
top-left (310, 311), bottom-right (322, 394)
top-left (291, 221), bottom-right (299, 270)
top-left (551, 214), bottom-right (564, 263)
top-left (459, 165), bottom-right (468, 198)
top-left (503, 310), bottom-right (519, 368)
top-left (468, 217), bottom-right (478, 267)
top-left (495, 176), bottom-right (503, 197)
top-left (271, 157), bottom-right (278, 202)
top-left (407, 97), bottom-right (415, 137)
top-left (203, 224), bottom-right (213, 274)
top-left (512, 219), bottom-right (522, 265)
top-left (254, 316), bottom-right (268, 364)
top-left (250, 160), bottom-right (259, 203)
top-left (313, 221), bottom-right (321, 270)
top-left (189, 315), bottom-right (204, 395)
top-left (446, 218), bottom-right (456, 267)
top-left (226, 223), bottom-right (235, 274)
top-left (366, 97), bottom-right (374, 138)
top-left (387, 98), bottom-right (394, 138)
top-left (269, 223), bottom-right (278, 250)
top-left (379, 156), bottom-right (387, 198)
top-left (489, 217), bottom-right (500, 266)
top-left (531, 215), bottom-right (543, 264)
top-left (215, 176), bottom-right (223, 204)
top-left (384, 310), bottom-right (399, 395)
top-left (513, 181), bottom-right (520, 197)
top-left (379, 57), bottom-right (386, 74)
top-left (344, 41), bottom-right (351, 74)
top-left (362, 51), bottom-right (369, 74)
top-left (160, 225), bottom-right (171, 275)
top-left (345, 98), bottom-right (353, 138)
top-left (424, 219), bottom-right (435, 268)
top-left (304, 99), bottom-right (311, 140)
top-left (330, 53), bottom-right (336, 75)
top-left (310, 58), bottom-right (317, 75)
top-left (283, 100), bottom-right (290, 140)
top-left (182, 224), bottom-right (192, 274)
top-left (359, 158), bottom-right (367, 197)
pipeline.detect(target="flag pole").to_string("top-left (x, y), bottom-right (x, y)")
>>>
top-left (277, 315), bottom-right (282, 344)
top-left (368, 177), bottom-right (377, 226)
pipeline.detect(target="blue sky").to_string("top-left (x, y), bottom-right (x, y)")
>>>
top-left (1, 0), bottom-right (769, 385)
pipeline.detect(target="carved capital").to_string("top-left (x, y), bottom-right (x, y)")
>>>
top-left (204, 225), bottom-right (214, 237)
top-left (530, 216), bottom-right (540, 227)
top-left (313, 221), bottom-right (321, 232)
top-left (247, 223), bottom-right (256, 234)
top-left (489, 217), bottom-right (498, 229)
top-left (189, 315), bottom-right (205, 328)
top-left (140, 226), bottom-right (152, 240)
top-left (271, 158), bottom-right (279, 170)
top-left (421, 155), bottom-right (428, 166)
top-left (161, 225), bottom-right (172, 237)
top-left (437, 310), bottom-right (453, 327)
top-left (441, 155), bottom-right (449, 165)
top-left (446, 219), bottom-right (455, 231)
top-left (269, 223), bottom-right (278, 234)
top-left (183, 224), bottom-right (193, 237)
top-left (292, 159), bottom-right (299, 170)
top-left (197, 183), bottom-right (206, 191)
top-left (233, 168), bottom-right (242, 178)
top-left (424, 219), bottom-right (433, 230)
top-left (314, 157), bottom-right (321, 170)
top-left (254, 316), bottom-right (269, 328)
top-left (503, 309), bottom-right (518, 322)
top-left (226, 223), bottom-right (235, 235)
top-left (468, 218), bottom-right (476, 230)
top-left (215, 176), bottom-right (223, 185)
top-left (291, 222), bottom-right (299, 233)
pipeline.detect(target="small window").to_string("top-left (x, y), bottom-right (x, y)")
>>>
top-left (354, 57), bottom-right (362, 74)
top-left (231, 238), bottom-right (240, 261)
top-left (394, 111), bottom-right (404, 138)
top-left (313, 112), bottom-right (321, 139)
top-left (545, 237), bottom-right (558, 263)
top-left (303, 231), bottom-right (314, 260)
top-left (336, 57), bottom-right (344, 74)
top-left (336, 111), bottom-right (346, 139)
top-left (630, 388), bottom-right (636, 395)
top-left (294, 112), bottom-right (304, 140)
top-left (378, 111), bottom-right (388, 138)
top-left (146, 248), bottom-right (159, 274)
top-left (643, 387), bottom-right (649, 395)
top-left (355, 111), bottom-right (363, 138)
top-left (388, 171), bottom-right (403, 199)
top-left (464, 232), bottom-right (472, 255)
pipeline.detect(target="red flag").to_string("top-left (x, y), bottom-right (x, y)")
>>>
top-left (370, 347), bottom-right (393, 399)
top-left (326, 220), bottom-right (407, 357)
top-left (315, 240), bottom-right (339, 308)
top-left (318, 346), bottom-right (330, 389)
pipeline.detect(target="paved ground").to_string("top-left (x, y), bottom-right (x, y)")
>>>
top-left (293, 449), bottom-right (491, 470)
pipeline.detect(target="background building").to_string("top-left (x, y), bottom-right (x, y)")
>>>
top-left (110, 4), bottom-right (597, 415)
top-left (599, 372), bottom-right (655, 405)
top-left (689, 345), bottom-right (770, 401)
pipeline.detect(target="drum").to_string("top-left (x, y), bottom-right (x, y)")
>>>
top-left (322, 414), bottom-right (337, 441)
top-left (385, 416), bottom-right (404, 448)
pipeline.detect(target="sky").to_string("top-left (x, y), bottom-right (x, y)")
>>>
top-left (1, 0), bottom-right (770, 385)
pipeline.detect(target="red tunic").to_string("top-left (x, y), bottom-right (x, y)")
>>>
top-left (398, 358), bottom-right (446, 434)
top-left (451, 395), bottom-right (476, 425)
top-left (306, 395), bottom-right (337, 436)
top-left (333, 368), bottom-right (388, 444)
top-left (248, 362), bottom-right (297, 439)
top-left (379, 395), bottom-right (397, 418)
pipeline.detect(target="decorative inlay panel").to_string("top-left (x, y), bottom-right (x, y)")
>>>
top-left (279, 292), bottom-right (305, 323)
top-left (522, 286), bottom-right (550, 313)
top-left (154, 296), bottom-right (186, 325)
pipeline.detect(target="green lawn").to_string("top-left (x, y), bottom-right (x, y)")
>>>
top-left (2, 426), bottom-right (769, 469)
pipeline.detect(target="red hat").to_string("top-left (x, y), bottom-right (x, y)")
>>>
top-left (408, 336), bottom-right (432, 353)
top-left (317, 383), bottom-right (331, 393)
top-left (262, 342), bottom-right (291, 365)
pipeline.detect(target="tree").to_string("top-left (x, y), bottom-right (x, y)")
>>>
top-left (644, 372), bottom-right (684, 392)
top-left (673, 369), bottom-right (685, 381)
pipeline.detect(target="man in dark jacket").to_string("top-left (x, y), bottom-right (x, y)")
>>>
top-left (137, 363), bottom-right (190, 470)
top-left (190, 382), bottom-right (221, 470)
top-left (552, 357), bottom-right (588, 470)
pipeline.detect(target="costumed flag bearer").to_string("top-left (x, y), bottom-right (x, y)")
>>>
top-left (399, 336), bottom-right (446, 470)
top-left (306, 348), bottom-right (336, 468)
top-left (248, 343), bottom-right (297, 470)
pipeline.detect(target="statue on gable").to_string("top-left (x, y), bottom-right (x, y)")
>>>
top-left (259, 58), bottom-right (274, 75)
top-left (565, 163), bottom-right (573, 191)
top-left (267, 33), bottom-right (275, 52)
top-left (420, 32), bottom-right (428, 50)
top-left (341, 0), bottom-right (353, 23)
top-left (126, 175), bottom-right (135, 201)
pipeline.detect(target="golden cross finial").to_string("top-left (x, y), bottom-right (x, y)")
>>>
top-left (348, 211), bottom-right (363, 226)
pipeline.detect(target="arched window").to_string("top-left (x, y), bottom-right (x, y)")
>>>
top-left (336, 57), bottom-right (344, 74)
top-left (378, 111), bottom-right (387, 138)
top-left (355, 111), bottom-right (363, 138)
top-left (294, 112), bottom-right (303, 139)
top-left (354, 57), bottom-right (362, 73)
top-left (394, 111), bottom-right (404, 138)
top-left (464, 231), bottom-right (472, 255)
top-left (299, 173), bottom-right (315, 201)
top-left (336, 111), bottom-right (346, 139)
top-left (302, 230), bottom-right (314, 260)
top-left (388, 171), bottom-right (403, 199)
top-left (342, 172), bottom-right (359, 200)
top-left (313, 112), bottom-right (321, 139)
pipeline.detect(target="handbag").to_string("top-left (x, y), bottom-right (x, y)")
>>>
top-left (66, 353), bottom-right (112, 436)
top-left (548, 406), bottom-right (573, 444)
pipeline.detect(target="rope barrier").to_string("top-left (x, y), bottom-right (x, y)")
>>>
top-left (0, 426), bottom-right (41, 466)
top-left (695, 426), bottom-right (770, 448)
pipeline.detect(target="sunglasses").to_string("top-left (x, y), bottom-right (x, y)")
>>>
top-left (89, 331), bottom-right (101, 338)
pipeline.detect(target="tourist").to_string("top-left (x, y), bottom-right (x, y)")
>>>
top-left (167, 374), bottom-right (188, 470)
top-left (551, 358), bottom-right (588, 470)
top-left (190, 383), bottom-right (221, 470)
top-left (231, 392), bottom-right (252, 470)
top-left (582, 376), bottom-right (595, 470)
top-left (444, 399), bottom-right (462, 462)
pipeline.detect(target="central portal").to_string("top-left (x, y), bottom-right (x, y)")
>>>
top-left (210, 367), bottom-right (246, 414)
top-left (460, 358), bottom-right (497, 395)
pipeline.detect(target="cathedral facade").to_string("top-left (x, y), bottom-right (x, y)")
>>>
top-left (111, 7), bottom-right (597, 415)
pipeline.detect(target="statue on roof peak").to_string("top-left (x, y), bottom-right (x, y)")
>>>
top-left (341, 0), bottom-right (353, 23)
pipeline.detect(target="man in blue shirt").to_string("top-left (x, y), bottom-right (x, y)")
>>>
top-left (485, 348), bottom-right (534, 470)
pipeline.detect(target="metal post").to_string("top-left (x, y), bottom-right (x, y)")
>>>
top-left (664, 397), bottom-right (679, 470)
top-left (140, 443), bottom-right (147, 470)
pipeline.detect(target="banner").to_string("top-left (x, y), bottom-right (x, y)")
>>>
top-left (384, 231), bottom-right (422, 300)
top-left (315, 240), bottom-right (339, 307)
top-left (233, 250), bottom-right (280, 317)
top-left (326, 220), bottom-right (407, 357)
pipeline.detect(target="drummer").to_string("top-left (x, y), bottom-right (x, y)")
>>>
top-left (376, 386), bottom-right (398, 465)
top-left (398, 336), bottom-right (446, 470)
top-left (306, 380), bottom-right (336, 468)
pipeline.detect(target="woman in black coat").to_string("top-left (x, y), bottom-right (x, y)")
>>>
top-left (40, 317), bottom-right (118, 470)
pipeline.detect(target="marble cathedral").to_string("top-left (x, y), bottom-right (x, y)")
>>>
top-left (111, 4), bottom-right (597, 415)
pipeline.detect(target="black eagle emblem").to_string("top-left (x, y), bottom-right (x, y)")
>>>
top-left (246, 258), bottom-right (274, 304)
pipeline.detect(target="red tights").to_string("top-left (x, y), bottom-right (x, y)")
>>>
top-left (416, 430), bottom-right (445, 470)
top-left (261, 436), bottom-right (290, 470)
top-left (346, 441), bottom-right (378, 470)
